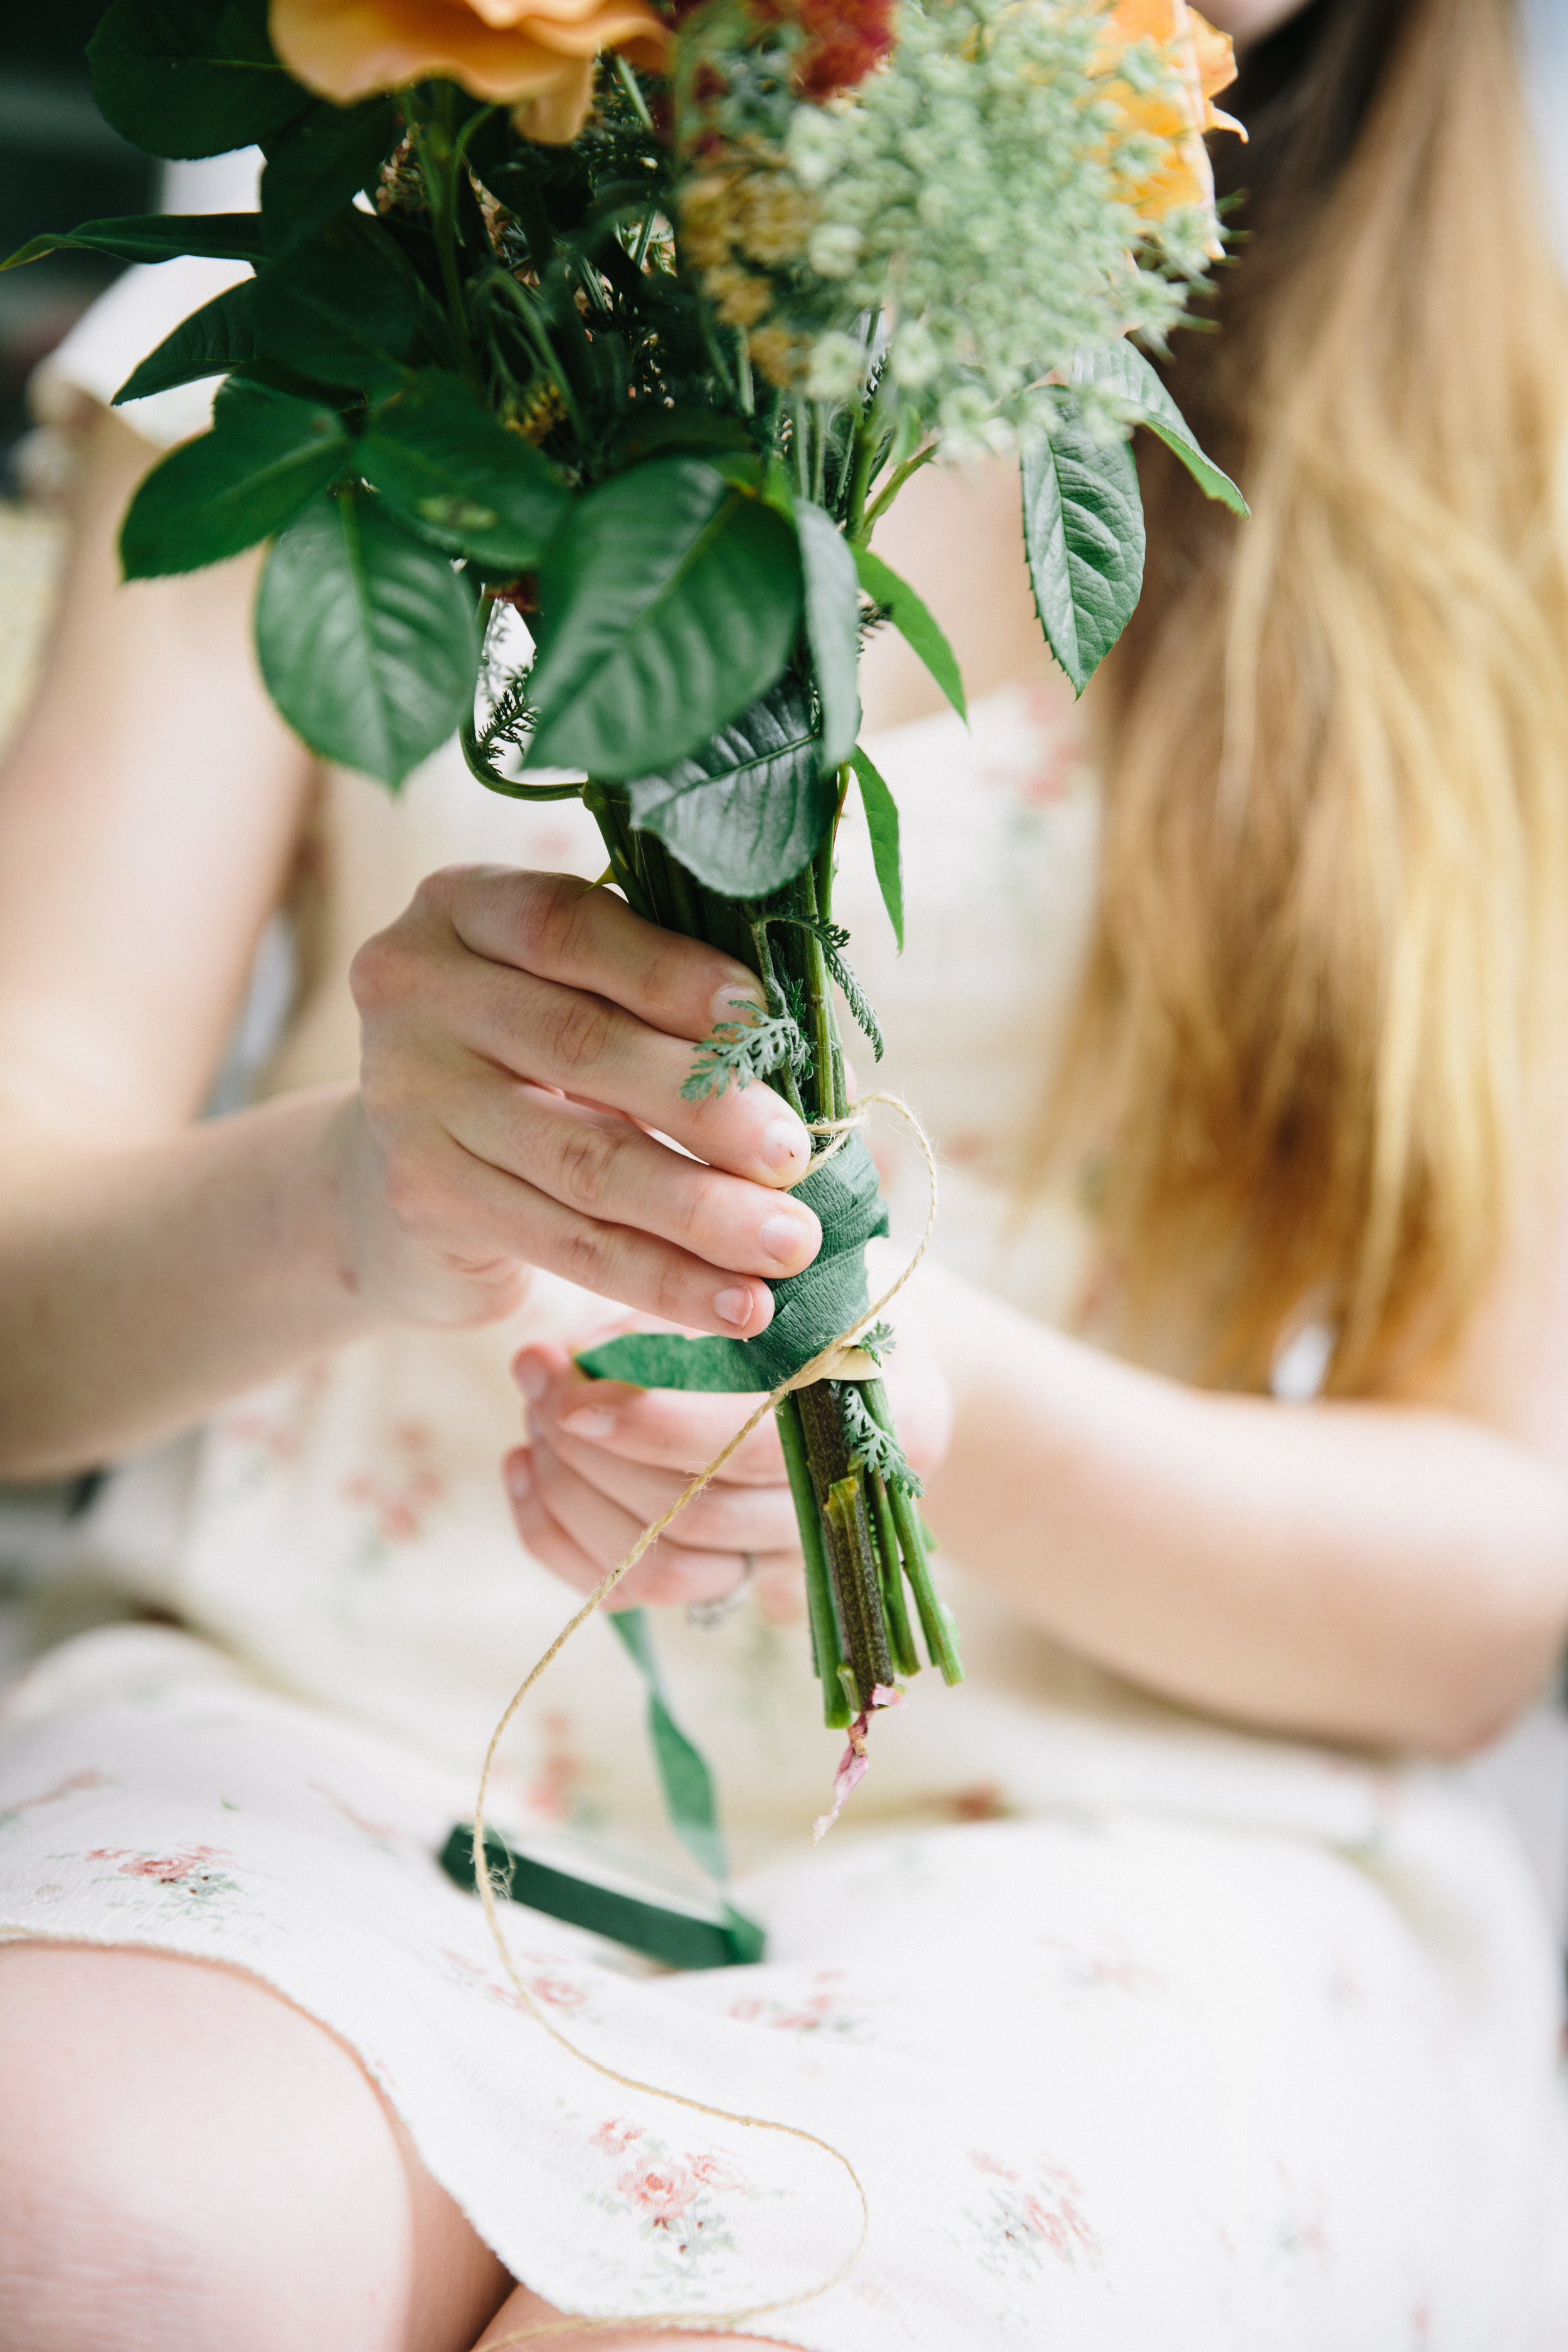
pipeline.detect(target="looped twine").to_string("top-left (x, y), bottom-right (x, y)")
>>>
top-left (468, 1091), bottom-right (938, 2345)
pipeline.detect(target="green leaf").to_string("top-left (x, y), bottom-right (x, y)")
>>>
top-left (88, 0), bottom-right (309, 161)
top-left (527, 458), bottom-right (802, 780)
top-left (852, 543), bottom-right (967, 722)
top-left (358, 373), bottom-right (569, 571)
top-left (3, 213), bottom-right (268, 273)
top-left (1068, 341), bottom-right (1248, 517)
top-left (796, 500), bottom-right (861, 773)
top-left (626, 677), bottom-right (834, 898)
top-left (1020, 403), bottom-right (1145, 697)
top-left (112, 278), bottom-right (258, 405)
top-left (261, 95), bottom-right (401, 258)
top-left (120, 379), bottom-right (348, 578)
top-left (608, 408), bottom-right (756, 469)
top-left (850, 744), bottom-right (904, 952)
top-left (254, 215), bottom-right (445, 393)
top-left (255, 486), bottom-right (480, 786)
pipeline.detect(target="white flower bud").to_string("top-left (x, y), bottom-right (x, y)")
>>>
top-left (889, 320), bottom-right (940, 389)
top-left (805, 332), bottom-right (868, 402)
top-left (808, 222), bottom-right (864, 280)
top-left (786, 109), bottom-right (843, 191)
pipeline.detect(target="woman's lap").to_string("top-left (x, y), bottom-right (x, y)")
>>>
top-left (3, 1629), bottom-right (1566, 2348)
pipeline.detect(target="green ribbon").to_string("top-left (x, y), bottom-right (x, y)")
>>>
top-left (577, 1131), bottom-right (889, 1392)
top-left (439, 1610), bottom-right (765, 1971)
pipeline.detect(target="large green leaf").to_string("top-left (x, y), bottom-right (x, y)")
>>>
top-left (261, 96), bottom-right (401, 258)
top-left (254, 216), bottom-right (444, 393)
top-left (625, 677), bottom-right (834, 897)
top-left (112, 278), bottom-right (258, 406)
top-left (88, 0), bottom-right (309, 160)
top-left (527, 458), bottom-right (803, 780)
top-left (1068, 342), bottom-right (1248, 517)
top-left (851, 543), bottom-right (967, 722)
top-left (255, 486), bottom-right (480, 786)
top-left (796, 499), bottom-right (861, 773)
top-left (120, 379), bottom-right (348, 578)
top-left (850, 744), bottom-right (904, 952)
top-left (358, 373), bottom-right (569, 570)
top-left (3, 213), bottom-right (267, 273)
top-left (1020, 403), bottom-right (1145, 696)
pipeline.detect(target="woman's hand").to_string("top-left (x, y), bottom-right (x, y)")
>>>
top-left (504, 1269), bottom-right (955, 1613)
top-left (337, 867), bottom-right (825, 1333)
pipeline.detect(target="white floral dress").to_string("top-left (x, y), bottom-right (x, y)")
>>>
top-left (4, 252), bottom-right (1568, 2349)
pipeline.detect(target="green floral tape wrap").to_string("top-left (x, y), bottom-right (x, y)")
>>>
top-left (576, 1132), bottom-right (890, 1392)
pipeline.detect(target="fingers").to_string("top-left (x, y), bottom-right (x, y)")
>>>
top-left (448, 867), bottom-right (767, 1049)
top-left (386, 1120), bottom-right (782, 1340)
top-left (544, 1417), bottom-right (800, 1552)
top-left (393, 869), bottom-right (815, 1189)
top-left (516, 1347), bottom-right (788, 1484)
top-left (462, 960), bottom-right (812, 1188)
top-left (445, 1078), bottom-right (821, 1284)
top-left (504, 1445), bottom-right (794, 1610)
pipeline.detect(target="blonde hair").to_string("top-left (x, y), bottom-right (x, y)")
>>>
top-left (1049, 0), bottom-right (1568, 1392)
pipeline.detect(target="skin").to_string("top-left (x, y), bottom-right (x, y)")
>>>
top-left (8, 26), bottom-right (1568, 2323)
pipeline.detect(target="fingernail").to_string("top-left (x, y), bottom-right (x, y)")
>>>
top-left (760, 1210), bottom-right (812, 1267)
top-left (513, 1355), bottom-right (547, 1404)
top-left (711, 981), bottom-right (765, 1030)
top-left (762, 1116), bottom-right (809, 1173)
top-left (506, 1454), bottom-right (532, 1501)
top-left (714, 1286), bottom-right (753, 1327)
top-left (559, 1407), bottom-right (617, 1441)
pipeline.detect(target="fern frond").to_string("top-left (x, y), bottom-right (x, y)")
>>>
top-left (682, 999), bottom-right (813, 1102)
top-left (840, 1382), bottom-right (923, 1496)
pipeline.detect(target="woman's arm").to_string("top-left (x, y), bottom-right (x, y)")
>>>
top-left (509, 1228), bottom-right (1568, 1759)
top-left (1, 413), bottom-right (825, 1477)
top-left (916, 1264), bottom-right (1568, 1758)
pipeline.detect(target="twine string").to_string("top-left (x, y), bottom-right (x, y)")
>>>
top-left (470, 1093), bottom-right (938, 2345)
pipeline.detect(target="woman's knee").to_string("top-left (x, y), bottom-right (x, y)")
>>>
top-left (0, 1942), bottom-right (507, 2352)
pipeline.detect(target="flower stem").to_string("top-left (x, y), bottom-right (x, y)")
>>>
top-left (776, 1392), bottom-right (851, 1728)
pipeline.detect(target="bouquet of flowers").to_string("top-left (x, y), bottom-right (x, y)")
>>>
top-left (12, 0), bottom-right (1242, 1763)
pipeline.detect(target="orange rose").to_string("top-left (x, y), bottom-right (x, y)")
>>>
top-left (270, 0), bottom-right (670, 146)
top-left (1095, 0), bottom-right (1244, 247)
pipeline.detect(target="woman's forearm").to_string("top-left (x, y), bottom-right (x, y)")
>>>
top-left (0, 1088), bottom-right (389, 1478)
top-left (921, 1266), bottom-right (1568, 1755)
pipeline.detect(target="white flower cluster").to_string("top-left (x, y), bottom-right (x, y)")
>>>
top-left (785, 0), bottom-right (1197, 449)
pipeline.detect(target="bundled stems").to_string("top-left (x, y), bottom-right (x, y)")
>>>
top-left (581, 787), bottom-right (961, 1725)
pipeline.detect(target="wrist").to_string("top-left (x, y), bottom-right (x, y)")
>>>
top-left (323, 1086), bottom-right (531, 1331)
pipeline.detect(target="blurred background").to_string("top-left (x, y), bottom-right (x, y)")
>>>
top-left (0, 2), bottom-right (154, 483)
top-left (0, 4), bottom-right (154, 744)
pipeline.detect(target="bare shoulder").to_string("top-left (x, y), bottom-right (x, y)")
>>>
top-left (0, 409), bottom-right (314, 1138)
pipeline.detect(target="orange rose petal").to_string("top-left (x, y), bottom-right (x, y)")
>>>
top-left (514, 54), bottom-right (596, 139)
top-left (1189, 7), bottom-right (1239, 102)
top-left (271, 0), bottom-right (665, 112)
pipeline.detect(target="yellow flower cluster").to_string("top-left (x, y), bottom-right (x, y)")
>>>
top-left (679, 162), bottom-right (822, 383)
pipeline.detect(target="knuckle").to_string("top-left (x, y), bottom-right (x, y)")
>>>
top-left (514, 871), bottom-right (595, 972)
top-left (347, 928), bottom-right (402, 1018)
top-left (650, 1254), bottom-right (698, 1327)
top-left (675, 1167), bottom-right (731, 1253)
top-left (541, 990), bottom-right (617, 1079)
top-left (553, 1120), bottom-right (624, 1213)
top-left (558, 1221), bottom-right (611, 1291)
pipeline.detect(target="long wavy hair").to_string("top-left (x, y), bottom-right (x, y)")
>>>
top-left (1047, 0), bottom-right (1568, 1392)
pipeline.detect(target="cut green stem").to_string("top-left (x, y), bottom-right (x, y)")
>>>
top-left (776, 1392), bottom-right (850, 1728)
